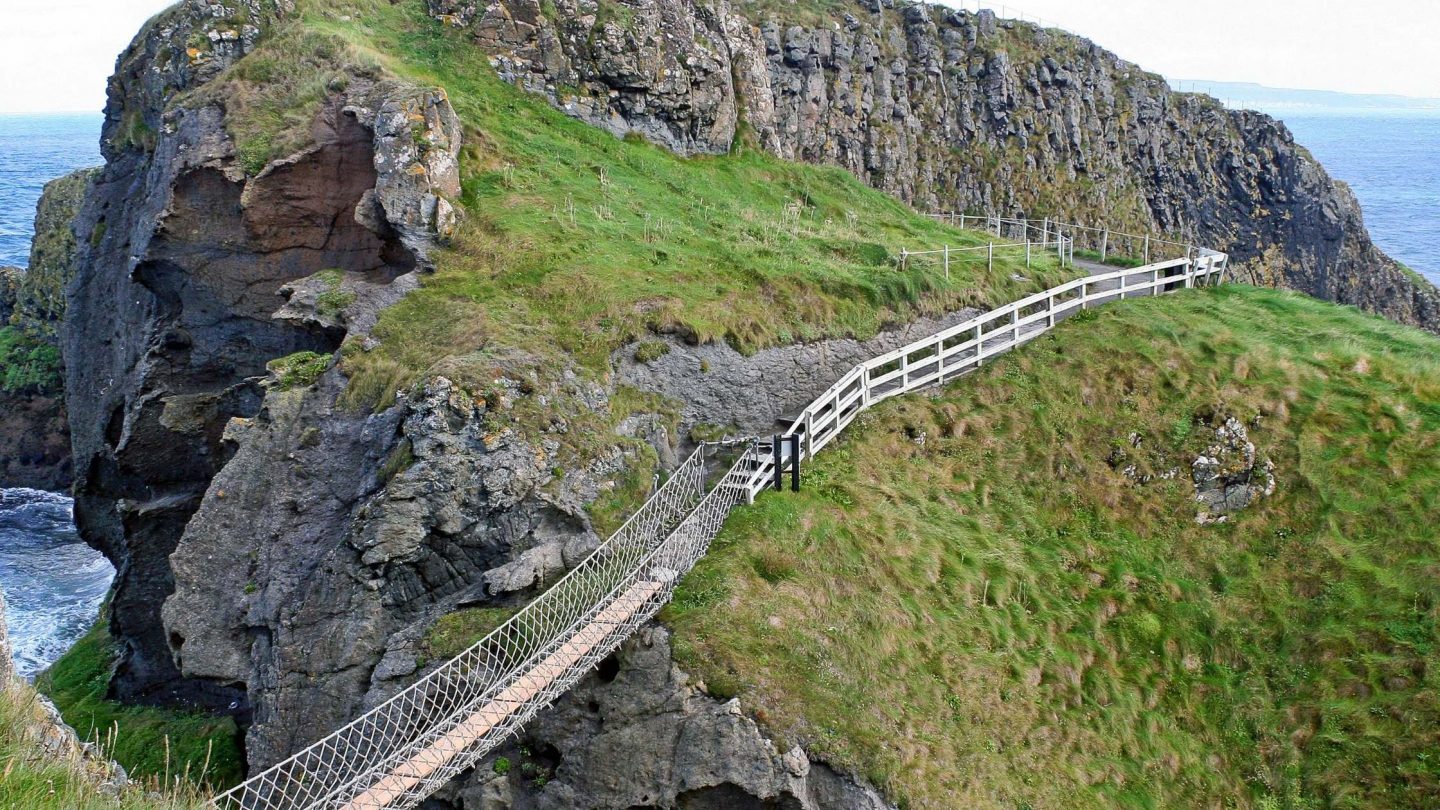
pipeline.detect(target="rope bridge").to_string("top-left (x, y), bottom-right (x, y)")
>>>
top-left (215, 218), bottom-right (1229, 810)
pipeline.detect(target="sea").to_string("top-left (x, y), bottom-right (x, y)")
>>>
top-left (1276, 111), bottom-right (1440, 286)
top-left (1, 112), bottom-right (112, 679)
top-left (0, 105), bottom-right (1436, 676)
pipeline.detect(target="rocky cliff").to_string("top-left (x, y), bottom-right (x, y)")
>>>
top-left (0, 168), bottom-right (95, 491)
top-left (63, 0), bottom-right (463, 714)
top-left (433, 0), bottom-right (1440, 332)
top-left (54, 0), bottom-right (1440, 807)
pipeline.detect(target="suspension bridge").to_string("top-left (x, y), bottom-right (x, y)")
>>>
top-left (214, 217), bottom-right (1228, 810)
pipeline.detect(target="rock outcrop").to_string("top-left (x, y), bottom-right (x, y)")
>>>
top-left (0, 168), bottom-right (95, 490)
top-left (433, 0), bottom-right (1439, 333)
top-left (0, 590), bottom-right (11, 684)
top-left (436, 627), bottom-right (893, 809)
top-left (63, 0), bottom-right (463, 714)
top-left (1191, 415), bottom-right (1274, 523)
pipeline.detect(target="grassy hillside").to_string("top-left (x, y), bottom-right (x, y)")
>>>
top-left (0, 676), bottom-right (207, 809)
top-left (665, 285), bottom-right (1440, 809)
top-left (207, 0), bottom-right (1072, 409)
top-left (37, 618), bottom-right (244, 790)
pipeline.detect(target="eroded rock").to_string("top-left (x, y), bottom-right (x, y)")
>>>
top-left (1192, 416), bottom-right (1275, 523)
top-left (437, 0), bottom-right (1439, 334)
top-left (431, 626), bottom-right (893, 809)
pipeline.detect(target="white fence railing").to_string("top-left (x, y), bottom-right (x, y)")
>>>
top-left (927, 213), bottom-right (1200, 266)
top-left (215, 219), bottom-right (1228, 810)
top-left (899, 228), bottom-right (1074, 277)
top-left (736, 246), bottom-right (1229, 497)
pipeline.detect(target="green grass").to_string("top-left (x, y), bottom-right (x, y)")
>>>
top-left (0, 678), bottom-right (209, 809)
top-left (0, 325), bottom-right (62, 394)
top-left (1075, 247), bottom-right (1146, 269)
top-left (266, 350), bottom-right (332, 389)
top-left (211, 0), bottom-right (1075, 413)
top-left (421, 606), bottom-right (520, 661)
top-left (36, 619), bottom-right (245, 791)
top-left (664, 285), bottom-right (1440, 809)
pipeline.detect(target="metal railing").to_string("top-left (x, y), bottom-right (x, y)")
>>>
top-left (216, 219), bottom-right (1228, 809)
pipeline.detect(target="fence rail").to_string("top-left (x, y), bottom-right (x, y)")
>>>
top-left (926, 213), bottom-right (1199, 265)
top-left (216, 218), bottom-right (1228, 810)
top-left (734, 245), bottom-right (1228, 498)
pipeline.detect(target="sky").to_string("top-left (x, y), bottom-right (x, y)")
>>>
top-left (0, 0), bottom-right (1438, 113)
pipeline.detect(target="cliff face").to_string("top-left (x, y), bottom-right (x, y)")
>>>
top-left (431, 0), bottom-right (1440, 332)
top-left (63, 0), bottom-right (463, 713)
top-left (57, 0), bottom-right (1440, 806)
top-left (0, 169), bottom-right (95, 491)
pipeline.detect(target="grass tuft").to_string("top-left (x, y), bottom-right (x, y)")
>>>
top-left (36, 619), bottom-right (244, 791)
top-left (665, 285), bottom-right (1440, 809)
top-left (0, 676), bottom-right (211, 809)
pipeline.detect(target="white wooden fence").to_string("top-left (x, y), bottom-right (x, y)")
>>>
top-left (215, 220), bottom-right (1228, 810)
top-left (736, 247), bottom-right (1229, 497)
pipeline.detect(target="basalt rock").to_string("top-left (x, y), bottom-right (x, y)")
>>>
top-left (0, 168), bottom-right (95, 490)
top-left (1191, 415), bottom-right (1274, 523)
top-left (618, 306), bottom-right (983, 441)
top-left (63, 0), bottom-right (462, 716)
top-left (431, 626), bottom-right (893, 810)
top-left (435, 0), bottom-right (1440, 334)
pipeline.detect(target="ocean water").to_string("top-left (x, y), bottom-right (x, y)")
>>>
top-left (0, 489), bottom-right (112, 678)
top-left (0, 113), bottom-right (111, 677)
top-left (1268, 111), bottom-right (1440, 286)
top-left (0, 113), bottom-right (103, 266)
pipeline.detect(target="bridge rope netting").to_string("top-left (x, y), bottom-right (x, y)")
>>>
top-left (215, 218), bottom-right (1228, 810)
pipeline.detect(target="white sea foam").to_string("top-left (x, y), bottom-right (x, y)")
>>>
top-left (0, 487), bottom-right (113, 678)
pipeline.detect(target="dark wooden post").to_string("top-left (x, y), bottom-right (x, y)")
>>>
top-left (772, 436), bottom-right (783, 491)
top-left (789, 434), bottom-right (801, 492)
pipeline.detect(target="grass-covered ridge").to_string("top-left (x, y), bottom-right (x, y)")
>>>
top-left (665, 285), bottom-right (1440, 809)
top-left (0, 675), bottom-right (207, 809)
top-left (208, 0), bottom-right (1072, 410)
top-left (37, 617), bottom-right (244, 791)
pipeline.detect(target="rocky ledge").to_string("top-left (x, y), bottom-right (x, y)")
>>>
top-left (0, 168), bottom-right (95, 491)
top-left (433, 0), bottom-right (1439, 334)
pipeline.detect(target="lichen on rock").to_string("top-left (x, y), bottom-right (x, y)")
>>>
top-left (1191, 415), bottom-right (1275, 523)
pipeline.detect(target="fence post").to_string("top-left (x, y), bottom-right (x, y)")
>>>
top-left (1025, 237), bottom-right (1031, 267)
top-left (1011, 307), bottom-right (1020, 344)
top-left (988, 241), bottom-right (994, 272)
top-left (803, 411), bottom-right (813, 461)
top-left (900, 247), bottom-right (908, 272)
top-left (745, 443), bottom-right (756, 504)
top-left (1042, 217), bottom-right (1049, 246)
top-left (1047, 294), bottom-right (1054, 327)
top-left (944, 245), bottom-right (950, 281)
top-left (1081, 281), bottom-right (1089, 309)
top-left (974, 323), bottom-right (984, 366)
top-left (1100, 229), bottom-right (1109, 262)
top-left (789, 434), bottom-right (800, 492)
top-left (1143, 234), bottom-right (1150, 265)
top-left (1068, 235), bottom-right (1074, 268)
top-left (772, 437), bottom-right (783, 492)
